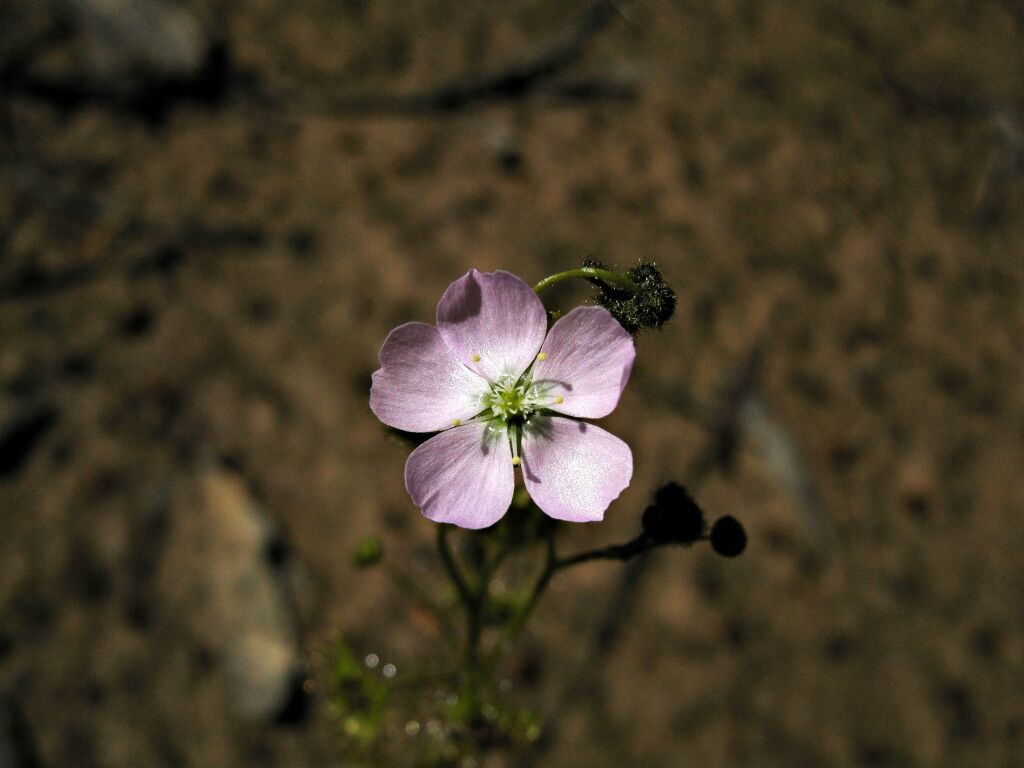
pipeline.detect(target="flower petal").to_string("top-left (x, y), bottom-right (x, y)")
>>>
top-left (405, 421), bottom-right (514, 529)
top-left (521, 416), bottom-right (632, 522)
top-left (370, 322), bottom-right (489, 433)
top-left (436, 269), bottom-right (548, 382)
top-left (531, 306), bottom-right (635, 418)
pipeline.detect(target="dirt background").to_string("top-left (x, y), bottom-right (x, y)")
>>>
top-left (2, 0), bottom-right (1024, 766)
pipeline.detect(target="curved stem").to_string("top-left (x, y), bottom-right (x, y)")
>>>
top-left (485, 529), bottom-right (558, 669)
top-left (480, 535), bottom-right (513, 586)
top-left (437, 525), bottom-right (472, 607)
top-left (438, 524), bottom-right (493, 722)
top-left (515, 531), bottom-right (558, 632)
top-left (533, 267), bottom-right (637, 294)
top-left (554, 532), bottom-right (663, 569)
top-left (484, 533), bottom-right (679, 668)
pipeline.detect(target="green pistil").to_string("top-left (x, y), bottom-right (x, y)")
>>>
top-left (482, 377), bottom-right (535, 420)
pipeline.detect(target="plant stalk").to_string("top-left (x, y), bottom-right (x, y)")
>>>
top-left (533, 267), bottom-right (637, 294)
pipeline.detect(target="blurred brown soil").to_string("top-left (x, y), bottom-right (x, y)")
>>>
top-left (2, 1), bottom-right (1024, 766)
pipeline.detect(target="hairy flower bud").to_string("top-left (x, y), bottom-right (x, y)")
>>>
top-left (642, 482), bottom-right (705, 543)
top-left (583, 258), bottom-right (676, 334)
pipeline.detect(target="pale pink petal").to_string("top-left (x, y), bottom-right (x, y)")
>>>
top-left (436, 269), bottom-right (548, 382)
top-left (370, 322), bottom-right (489, 433)
top-left (405, 421), bottom-right (514, 529)
top-left (521, 416), bottom-right (632, 522)
top-left (531, 306), bottom-right (635, 418)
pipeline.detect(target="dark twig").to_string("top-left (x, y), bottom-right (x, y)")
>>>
top-left (554, 532), bottom-right (659, 568)
top-left (826, 2), bottom-right (992, 119)
top-left (290, 1), bottom-right (622, 115)
top-left (0, 217), bottom-right (267, 302)
top-left (6, 2), bottom-right (629, 122)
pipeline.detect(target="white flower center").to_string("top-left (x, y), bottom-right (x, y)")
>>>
top-left (461, 353), bottom-right (565, 465)
top-left (482, 374), bottom-right (542, 421)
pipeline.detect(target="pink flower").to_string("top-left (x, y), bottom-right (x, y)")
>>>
top-left (370, 269), bottom-right (634, 529)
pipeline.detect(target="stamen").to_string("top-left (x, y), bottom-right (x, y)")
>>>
top-left (451, 418), bottom-right (461, 426)
top-left (510, 423), bottom-right (522, 466)
top-left (554, 395), bottom-right (564, 404)
top-left (472, 353), bottom-right (481, 362)
top-left (537, 351), bottom-right (548, 361)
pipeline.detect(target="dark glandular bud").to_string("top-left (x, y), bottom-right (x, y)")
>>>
top-left (584, 258), bottom-right (676, 334)
top-left (710, 516), bottom-right (747, 557)
top-left (642, 482), bottom-right (705, 543)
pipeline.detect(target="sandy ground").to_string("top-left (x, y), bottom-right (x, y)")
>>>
top-left (2, 1), bottom-right (1024, 766)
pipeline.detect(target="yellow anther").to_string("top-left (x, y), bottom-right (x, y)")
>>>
top-left (537, 351), bottom-right (548, 361)
top-left (511, 456), bottom-right (522, 466)
top-left (451, 418), bottom-right (461, 427)
top-left (554, 395), bottom-right (564, 404)
top-left (472, 353), bottom-right (481, 362)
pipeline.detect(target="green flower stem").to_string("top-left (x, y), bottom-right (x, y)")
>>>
top-left (511, 531), bottom-right (558, 636)
top-left (437, 525), bottom-right (472, 608)
top-left (533, 267), bottom-right (638, 294)
top-left (436, 526), bottom-right (481, 682)
top-left (484, 528), bottom-right (557, 669)
top-left (484, 532), bottom-right (694, 670)
top-left (439, 459), bottom-right (715, 710)
top-left (438, 524), bottom-right (501, 723)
